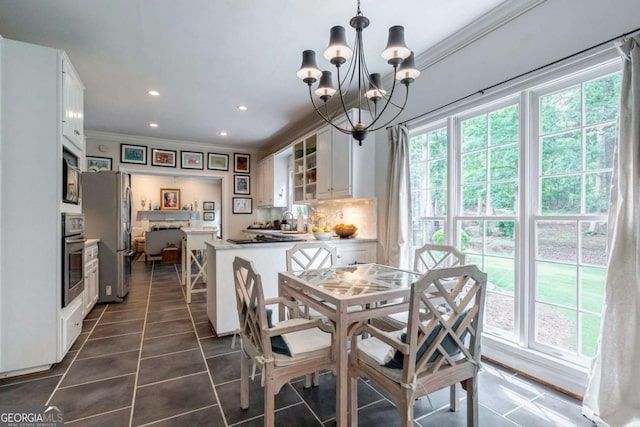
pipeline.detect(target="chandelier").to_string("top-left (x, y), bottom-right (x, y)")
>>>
top-left (296, 0), bottom-right (420, 145)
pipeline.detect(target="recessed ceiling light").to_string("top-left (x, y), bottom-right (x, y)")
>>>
top-left (237, 105), bottom-right (248, 111)
top-left (148, 90), bottom-right (160, 96)
top-left (220, 131), bottom-right (228, 136)
top-left (149, 123), bottom-right (158, 128)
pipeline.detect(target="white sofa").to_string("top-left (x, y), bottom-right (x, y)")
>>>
top-left (144, 226), bottom-right (183, 262)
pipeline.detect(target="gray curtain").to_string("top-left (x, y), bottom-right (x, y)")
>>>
top-left (384, 125), bottom-right (412, 269)
top-left (583, 34), bottom-right (640, 426)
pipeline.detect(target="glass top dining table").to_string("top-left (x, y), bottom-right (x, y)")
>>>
top-left (277, 263), bottom-right (423, 427)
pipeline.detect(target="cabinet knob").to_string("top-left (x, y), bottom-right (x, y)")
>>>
top-left (74, 130), bottom-right (81, 135)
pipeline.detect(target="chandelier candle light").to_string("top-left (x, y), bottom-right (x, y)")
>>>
top-left (297, 0), bottom-right (420, 145)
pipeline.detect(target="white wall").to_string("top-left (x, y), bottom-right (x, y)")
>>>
top-left (131, 174), bottom-right (222, 230)
top-left (85, 131), bottom-right (264, 239)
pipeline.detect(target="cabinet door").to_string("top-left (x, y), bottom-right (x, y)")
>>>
top-left (90, 262), bottom-right (99, 307)
top-left (256, 160), bottom-right (265, 206)
top-left (62, 60), bottom-right (83, 149)
top-left (264, 156), bottom-right (274, 205)
top-left (335, 243), bottom-right (375, 266)
top-left (330, 126), bottom-right (352, 198)
top-left (316, 126), bottom-right (333, 199)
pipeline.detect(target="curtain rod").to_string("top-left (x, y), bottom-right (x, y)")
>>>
top-left (387, 26), bottom-right (640, 130)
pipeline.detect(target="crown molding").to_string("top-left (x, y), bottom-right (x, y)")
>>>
top-left (85, 130), bottom-right (265, 156)
top-left (414, 0), bottom-right (546, 71)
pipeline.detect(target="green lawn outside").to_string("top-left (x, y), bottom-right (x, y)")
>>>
top-left (470, 255), bottom-right (605, 357)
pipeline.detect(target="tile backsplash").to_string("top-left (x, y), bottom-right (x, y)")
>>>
top-left (312, 198), bottom-right (377, 239)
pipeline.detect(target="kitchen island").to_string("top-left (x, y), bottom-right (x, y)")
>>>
top-left (205, 237), bottom-right (376, 335)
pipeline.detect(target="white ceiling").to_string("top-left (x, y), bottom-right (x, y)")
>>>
top-left (0, 0), bottom-right (506, 149)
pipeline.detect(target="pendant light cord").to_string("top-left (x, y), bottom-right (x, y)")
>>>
top-left (389, 26), bottom-right (640, 129)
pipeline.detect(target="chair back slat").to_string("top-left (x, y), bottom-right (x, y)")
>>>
top-left (233, 256), bottom-right (272, 358)
top-left (402, 265), bottom-right (487, 383)
top-left (414, 244), bottom-right (466, 274)
top-left (286, 243), bottom-right (337, 272)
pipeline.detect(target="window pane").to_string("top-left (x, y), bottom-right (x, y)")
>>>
top-left (541, 175), bottom-right (581, 214)
top-left (486, 221), bottom-right (515, 257)
top-left (584, 73), bottom-right (622, 126)
top-left (535, 303), bottom-right (577, 352)
top-left (580, 267), bottom-right (606, 313)
top-left (460, 220), bottom-right (482, 253)
top-left (536, 221), bottom-right (577, 263)
top-left (412, 219), bottom-right (446, 247)
top-left (429, 159), bottom-right (447, 188)
top-left (462, 151), bottom-right (487, 183)
top-left (586, 124), bottom-right (616, 170)
top-left (541, 131), bottom-right (582, 175)
top-left (489, 181), bottom-right (517, 215)
top-left (410, 134), bottom-right (427, 162)
top-left (536, 262), bottom-right (577, 308)
top-left (540, 86), bottom-right (581, 134)
top-left (429, 188), bottom-right (447, 215)
top-left (428, 128), bottom-right (447, 159)
top-left (462, 184), bottom-right (487, 215)
top-left (489, 105), bottom-right (519, 146)
top-left (410, 163), bottom-right (426, 193)
top-left (462, 114), bottom-right (487, 152)
top-left (585, 172), bottom-right (612, 214)
top-left (486, 256), bottom-right (515, 294)
top-left (580, 221), bottom-right (607, 266)
top-left (490, 144), bottom-right (518, 180)
top-left (580, 313), bottom-right (602, 358)
top-left (485, 293), bottom-right (514, 333)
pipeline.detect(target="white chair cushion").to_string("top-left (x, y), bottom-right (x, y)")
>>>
top-left (357, 333), bottom-right (405, 383)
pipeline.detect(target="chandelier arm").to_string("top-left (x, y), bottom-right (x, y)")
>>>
top-left (369, 84), bottom-right (411, 132)
top-left (308, 83), bottom-right (352, 135)
top-left (335, 55), bottom-right (356, 130)
top-left (364, 67), bottom-right (400, 130)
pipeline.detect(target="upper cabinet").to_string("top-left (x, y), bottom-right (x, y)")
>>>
top-left (292, 134), bottom-right (318, 204)
top-left (62, 56), bottom-right (84, 150)
top-left (316, 113), bottom-right (375, 200)
top-left (257, 155), bottom-right (288, 208)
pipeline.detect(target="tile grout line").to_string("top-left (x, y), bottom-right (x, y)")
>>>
top-left (139, 347), bottom-right (201, 361)
top-left (128, 261), bottom-right (155, 427)
top-left (136, 370), bottom-right (209, 389)
top-left (74, 348), bottom-right (142, 362)
top-left (226, 401), bottom-right (306, 427)
top-left (135, 403), bottom-right (220, 427)
top-left (45, 305), bottom-right (108, 406)
top-left (85, 330), bottom-right (144, 341)
top-left (56, 372), bottom-right (136, 390)
top-left (502, 393), bottom-right (545, 417)
top-left (287, 381), bottom-right (330, 425)
top-left (178, 262), bottom-right (232, 427)
top-left (64, 405), bottom-right (133, 425)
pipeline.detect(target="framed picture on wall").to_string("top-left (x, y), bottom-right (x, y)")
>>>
top-left (86, 156), bottom-right (112, 172)
top-left (203, 201), bottom-right (215, 211)
top-left (160, 188), bottom-right (180, 210)
top-left (234, 174), bottom-right (250, 195)
top-left (151, 149), bottom-right (177, 167)
top-left (121, 144), bottom-right (147, 164)
top-left (181, 151), bottom-right (204, 169)
top-left (208, 153), bottom-right (229, 171)
top-left (233, 153), bottom-right (250, 173)
top-left (203, 211), bottom-right (215, 221)
top-left (232, 197), bottom-right (252, 214)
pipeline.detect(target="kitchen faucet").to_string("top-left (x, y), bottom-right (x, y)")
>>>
top-left (280, 211), bottom-right (294, 230)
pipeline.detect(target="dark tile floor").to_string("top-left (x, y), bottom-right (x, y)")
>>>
top-left (0, 261), bottom-right (593, 426)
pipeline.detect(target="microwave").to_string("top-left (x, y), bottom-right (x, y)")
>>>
top-left (62, 149), bottom-right (80, 204)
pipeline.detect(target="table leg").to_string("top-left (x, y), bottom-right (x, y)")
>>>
top-left (335, 303), bottom-right (348, 427)
top-left (181, 238), bottom-right (187, 286)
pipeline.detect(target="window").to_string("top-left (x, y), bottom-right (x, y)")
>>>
top-left (409, 65), bottom-right (621, 368)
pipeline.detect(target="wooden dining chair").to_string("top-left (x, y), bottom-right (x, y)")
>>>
top-left (285, 242), bottom-right (337, 387)
top-left (349, 264), bottom-right (487, 427)
top-left (233, 256), bottom-right (335, 427)
top-left (377, 243), bottom-right (467, 331)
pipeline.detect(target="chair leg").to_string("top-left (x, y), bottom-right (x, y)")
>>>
top-left (348, 374), bottom-right (358, 427)
top-left (240, 354), bottom-right (249, 409)
top-left (449, 383), bottom-right (458, 412)
top-left (399, 397), bottom-right (414, 427)
top-left (264, 377), bottom-right (276, 427)
top-left (466, 375), bottom-right (478, 427)
top-left (312, 371), bottom-right (320, 386)
top-left (303, 374), bottom-right (312, 388)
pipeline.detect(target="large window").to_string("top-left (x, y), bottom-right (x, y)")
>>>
top-left (409, 65), bottom-right (621, 367)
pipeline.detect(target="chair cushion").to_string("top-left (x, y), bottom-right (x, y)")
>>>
top-left (384, 310), bottom-right (470, 369)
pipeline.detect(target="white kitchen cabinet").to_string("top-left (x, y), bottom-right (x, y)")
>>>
top-left (257, 155), bottom-right (288, 208)
top-left (0, 39), bottom-right (85, 377)
top-left (316, 112), bottom-right (375, 200)
top-left (292, 134), bottom-right (318, 204)
top-left (334, 241), bottom-right (376, 266)
top-left (62, 57), bottom-right (84, 150)
top-left (83, 241), bottom-right (99, 317)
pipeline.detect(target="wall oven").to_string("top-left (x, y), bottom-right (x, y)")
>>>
top-left (62, 213), bottom-right (85, 307)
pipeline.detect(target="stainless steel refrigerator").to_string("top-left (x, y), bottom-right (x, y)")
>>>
top-left (82, 171), bottom-right (133, 303)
